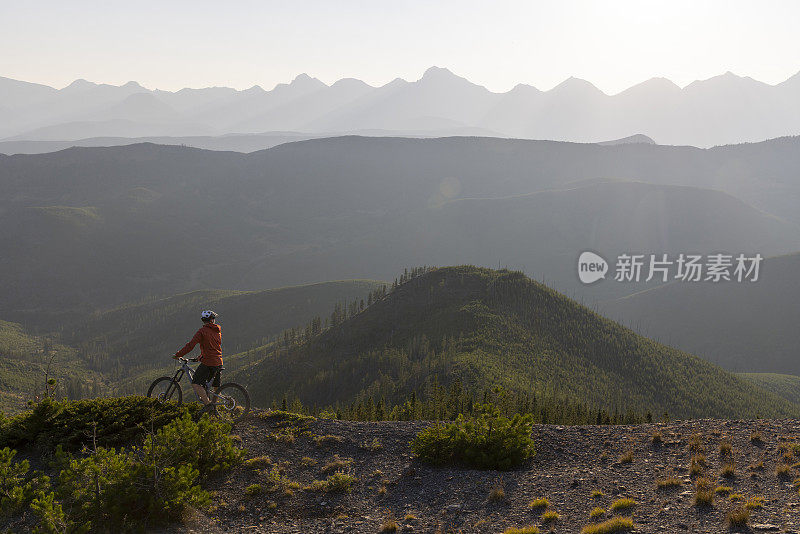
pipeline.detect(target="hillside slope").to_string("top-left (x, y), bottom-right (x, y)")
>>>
top-left (0, 320), bottom-right (106, 413)
top-left (239, 267), bottom-right (798, 419)
top-left (600, 252), bottom-right (800, 375)
top-left (740, 373), bottom-right (800, 404)
top-left (5, 137), bottom-right (800, 323)
top-left (65, 279), bottom-right (385, 388)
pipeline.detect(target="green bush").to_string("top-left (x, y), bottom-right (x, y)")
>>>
top-left (0, 397), bottom-right (196, 453)
top-left (51, 412), bottom-right (242, 530)
top-left (1, 398), bottom-right (242, 532)
top-left (1, 447), bottom-right (50, 517)
top-left (144, 411), bottom-right (243, 479)
top-left (56, 445), bottom-right (210, 531)
top-left (411, 404), bottom-right (535, 470)
top-left (29, 490), bottom-right (88, 534)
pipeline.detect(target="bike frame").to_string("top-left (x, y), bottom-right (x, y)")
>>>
top-left (169, 358), bottom-right (223, 403)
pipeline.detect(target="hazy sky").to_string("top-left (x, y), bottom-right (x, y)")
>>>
top-left (2, 0), bottom-right (799, 94)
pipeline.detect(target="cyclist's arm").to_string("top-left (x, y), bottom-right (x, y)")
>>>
top-left (173, 330), bottom-right (202, 359)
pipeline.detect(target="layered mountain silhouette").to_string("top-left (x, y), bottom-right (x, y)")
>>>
top-left (3, 67), bottom-right (800, 146)
top-left (3, 136), bottom-right (800, 326)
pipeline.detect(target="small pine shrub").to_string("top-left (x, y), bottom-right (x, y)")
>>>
top-left (32, 408), bottom-right (239, 532)
top-left (580, 517), bottom-right (634, 534)
top-left (411, 404), bottom-right (534, 470)
top-left (0, 447), bottom-right (51, 518)
top-left (306, 473), bottom-right (355, 493)
top-left (0, 397), bottom-right (195, 453)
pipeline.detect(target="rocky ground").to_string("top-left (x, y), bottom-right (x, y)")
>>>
top-left (168, 412), bottom-right (800, 534)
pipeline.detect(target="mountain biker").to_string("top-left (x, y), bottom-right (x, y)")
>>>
top-left (173, 310), bottom-right (222, 405)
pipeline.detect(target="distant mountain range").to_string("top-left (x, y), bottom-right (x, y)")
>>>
top-left (3, 67), bottom-right (800, 147)
top-left (4, 136), bottom-right (800, 326)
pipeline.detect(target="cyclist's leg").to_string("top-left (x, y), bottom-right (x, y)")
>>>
top-left (210, 367), bottom-right (222, 400)
top-left (191, 365), bottom-right (213, 404)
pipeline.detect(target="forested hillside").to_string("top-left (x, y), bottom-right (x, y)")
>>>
top-left (739, 373), bottom-right (800, 405)
top-left (0, 320), bottom-right (106, 413)
top-left (600, 252), bottom-right (800, 375)
top-left (0, 280), bottom-right (383, 411)
top-left (238, 266), bottom-right (798, 419)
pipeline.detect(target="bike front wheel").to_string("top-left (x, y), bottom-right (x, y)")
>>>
top-left (147, 376), bottom-right (183, 405)
top-left (213, 382), bottom-right (250, 423)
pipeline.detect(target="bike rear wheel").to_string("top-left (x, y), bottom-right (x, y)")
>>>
top-left (213, 382), bottom-right (250, 423)
top-left (147, 377), bottom-right (183, 405)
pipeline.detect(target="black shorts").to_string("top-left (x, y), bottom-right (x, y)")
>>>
top-left (192, 364), bottom-right (222, 388)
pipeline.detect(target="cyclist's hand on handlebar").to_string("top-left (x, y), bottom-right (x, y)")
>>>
top-left (189, 357), bottom-right (199, 362)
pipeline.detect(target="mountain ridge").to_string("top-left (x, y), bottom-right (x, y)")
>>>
top-left (5, 67), bottom-right (800, 146)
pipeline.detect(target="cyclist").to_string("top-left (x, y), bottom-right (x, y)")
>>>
top-left (173, 310), bottom-right (222, 405)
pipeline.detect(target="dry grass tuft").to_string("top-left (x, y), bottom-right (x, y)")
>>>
top-left (721, 462), bottom-right (735, 478)
top-left (488, 479), bottom-right (506, 503)
top-left (589, 507), bottom-right (605, 519)
top-left (541, 510), bottom-right (560, 523)
top-left (503, 526), bottom-right (540, 534)
top-left (744, 496), bottom-right (764, 510)
top-left (380, 519), bottom-right (398, 533)
top-left (656, 476), bottom-right (683, 489)
top-left (693, 477), bottom-right (714, 507)
top-left (609, 498), bottom-right (636, 513)
top-left (726, 506), bottom-right (750, 527)
top-left (580, 517), bottom-right (634, 534)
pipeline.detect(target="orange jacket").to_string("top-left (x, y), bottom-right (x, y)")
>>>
top-left (175, 323), bottom-right (223, 366)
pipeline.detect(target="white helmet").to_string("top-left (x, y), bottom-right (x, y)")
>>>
top-left (201, 310), bottom-right (218, 321)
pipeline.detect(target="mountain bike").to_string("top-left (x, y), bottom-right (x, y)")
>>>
top-left (146, 357), bottom-right (250, 423)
